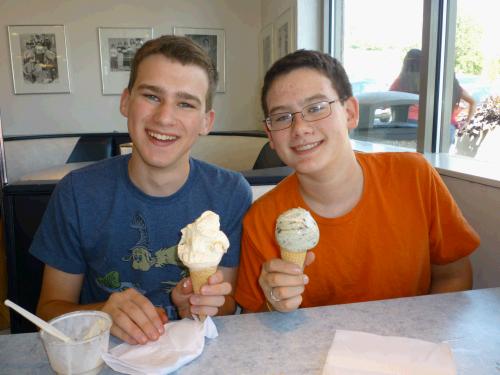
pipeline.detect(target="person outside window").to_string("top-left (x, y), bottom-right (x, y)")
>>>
top-left (390, 48), bottom-right (476, 144)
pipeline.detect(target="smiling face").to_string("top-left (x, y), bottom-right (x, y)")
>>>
top-left (265, 68), bottom-right (359, 177)
top-left (120, 54), bottom-right (214, 176)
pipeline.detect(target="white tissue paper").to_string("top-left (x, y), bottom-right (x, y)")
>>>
top-left (322, 330), bottom-right (456, 375)
top-left (102, 317), bottom-right (218, 375)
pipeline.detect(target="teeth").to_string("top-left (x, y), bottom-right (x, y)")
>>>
top-left (148, 131), bottom-right (177, 141)
top-left (295, 142), bottom-right (320, 151)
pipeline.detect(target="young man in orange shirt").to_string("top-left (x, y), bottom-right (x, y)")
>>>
top-left (235, 50), bottom-right (480, 313)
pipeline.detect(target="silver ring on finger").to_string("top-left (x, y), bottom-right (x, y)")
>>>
top-left (269, 287), bottom-right (280, 302)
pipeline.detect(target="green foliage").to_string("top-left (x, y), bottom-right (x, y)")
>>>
top-left (455, 16), bottom-right (483, 75)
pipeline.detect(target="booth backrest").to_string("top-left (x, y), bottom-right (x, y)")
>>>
top-left (3, 132), bottom-right (268, 183)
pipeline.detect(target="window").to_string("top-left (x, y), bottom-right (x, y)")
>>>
top-left (330, 0), bottom-right (500, 166)
top-left (443, 0), bottom-right (500, 162)
top-left (342, 0), bottom-right (423, 150)
top-left (342, 0), bottom-right (422, 150)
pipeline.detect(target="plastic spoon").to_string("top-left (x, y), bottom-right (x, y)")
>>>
top-left (4, 299), bottom-right (72, 343)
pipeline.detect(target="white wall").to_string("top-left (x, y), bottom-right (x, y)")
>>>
top-left (441, 175), bottom-right (500, 289)
top-left (261, 0), bottom-right (296, 28)
top-left (0, 0), bottom-right (262, 136)
top-left (261, 0), bottom-right (322, 51)
top-left (296, 0), bottom-right (323, 51)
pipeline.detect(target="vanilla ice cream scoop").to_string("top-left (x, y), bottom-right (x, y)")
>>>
top-left (275, 207), bottom-right (319, 252)
top-left (178, 210), bottom-right (230, 269)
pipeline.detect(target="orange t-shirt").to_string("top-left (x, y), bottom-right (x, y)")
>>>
top-left (235, 152), bottom-right (480, 312)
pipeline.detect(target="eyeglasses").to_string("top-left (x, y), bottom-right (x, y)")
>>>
top-left (264, 99), bottom-right (343, 132)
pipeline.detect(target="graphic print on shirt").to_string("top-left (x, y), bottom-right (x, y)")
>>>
top-left (122, 213), bottom-right (187, 273)
top-left (95, 213), bottom-right (187, 295)
top-left (96, 270), bottom-right (145, 294)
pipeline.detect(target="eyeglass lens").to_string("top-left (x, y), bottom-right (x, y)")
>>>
top-left (267, 101), bottom-right (333, 131)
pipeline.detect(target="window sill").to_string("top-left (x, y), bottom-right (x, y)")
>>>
top-left (351, 139), bottom-right (500, 189)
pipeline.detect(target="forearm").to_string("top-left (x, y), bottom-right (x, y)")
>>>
top-left (429, 257), bottom-right (472, 294)
top-left (429, 277), bottom-right (471, 294)
top-left (466, 107), bottom-right (475, 122)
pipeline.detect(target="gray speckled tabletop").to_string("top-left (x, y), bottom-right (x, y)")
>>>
top-left (1, 288), bottom-right (499, 374)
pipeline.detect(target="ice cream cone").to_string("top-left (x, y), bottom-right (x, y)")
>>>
top-left (280, 247), bottom-right (307, 269)
top-left (190, 266), bottom-right (217, 294)
top-left (178, 211), bottom-right (230, 323)
top-left (190, 266), bottom-right (218, 321)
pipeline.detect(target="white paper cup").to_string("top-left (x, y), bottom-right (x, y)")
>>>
top-left (40, 311), bottom-right (112, 375)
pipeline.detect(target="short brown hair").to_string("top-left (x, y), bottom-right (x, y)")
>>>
top-left (261, 49), bottom-right (353, 116)
top-left (128, 35), bottom-right (218, 111)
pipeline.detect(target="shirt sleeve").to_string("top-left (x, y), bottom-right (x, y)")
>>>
top-left (29, 173), bottom-right (86, 274)
top-left (426, 163), bottom-right (480, 264)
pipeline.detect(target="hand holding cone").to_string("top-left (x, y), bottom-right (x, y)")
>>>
top-left (189, 266), bottom-right (218, 321)
top-left (178, 211), bottom-right (229, 321)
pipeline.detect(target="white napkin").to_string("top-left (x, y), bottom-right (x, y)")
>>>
top-left (102, 317), bottom-right (218, 375)
top-left (322, 330), bottom-right (456, 375)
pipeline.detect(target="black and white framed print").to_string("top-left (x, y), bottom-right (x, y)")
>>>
top-left (8, 25), bottom-right (70, 94)
top-left (173, 27), bottom-right (226, 93)
top-left (98, 27), bottom-right (153, 95)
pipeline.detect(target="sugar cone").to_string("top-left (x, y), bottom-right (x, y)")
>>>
top-left (280, 247), bottom-right (307, 269)
top-left (189, 266), bottom-right (218, 321)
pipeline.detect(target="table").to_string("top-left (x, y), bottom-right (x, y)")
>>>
top-left (1, 288), bottom-right (499, 374)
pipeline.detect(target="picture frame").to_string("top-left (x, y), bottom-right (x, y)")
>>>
top-left (259, 23), bottom-right (274, 78)
top-left (274, 8), bottom-right (294, 60)
top-left (98, 27), bottom-right (153, 95)
top-left (173, 27), bottom-right (226, 93)
top-left (7, 25), bottom-right (70, 94)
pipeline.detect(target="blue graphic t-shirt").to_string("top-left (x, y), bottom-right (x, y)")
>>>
top-left (30, 155), bottom-right (252, 319)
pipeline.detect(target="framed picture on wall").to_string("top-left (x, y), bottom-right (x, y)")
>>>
top-left (274, 8), bottom-right (294, 60)
top-left (98, 27), bottom-right (153, 95)
top-left (260, 23), bottom-right (274, 78)
top-left (173, 27), bottom-right (226, 93)
top-left (8, 25), bottom-right (70, 94)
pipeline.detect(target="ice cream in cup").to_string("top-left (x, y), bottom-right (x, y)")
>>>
top-left (178, 210), bottom-right (230, 320)
top-left (275, 207), bottom-right (320, 269)
top-left (40, 310), bottom-right (112, 375)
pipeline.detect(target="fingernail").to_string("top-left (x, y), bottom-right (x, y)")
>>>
top-left (183, 281), bottom-right (188, 288)
top-left (303, 275), bottom-right (309, 284)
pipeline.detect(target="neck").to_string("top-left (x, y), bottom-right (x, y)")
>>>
top-left (127, 154), bottom-right (190, 197)
top-left (297, 152), bottom-right (364, 218)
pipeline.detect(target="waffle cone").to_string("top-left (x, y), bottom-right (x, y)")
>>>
top-left (189, 266), bottom-right (218, 322)
top-left (190, 266), bottom-right (218, 293)
top-left (280, 248), bottom-right (307, 268)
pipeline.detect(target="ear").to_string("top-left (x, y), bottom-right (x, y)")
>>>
top-left (199, 109), bottom-right (215, 135)
top-left (263, 123), bottom-right (276, 149)
top-left (344, 96), bottom-right (360, 130)
top-left (119, 88), bottom-right (130, 118)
